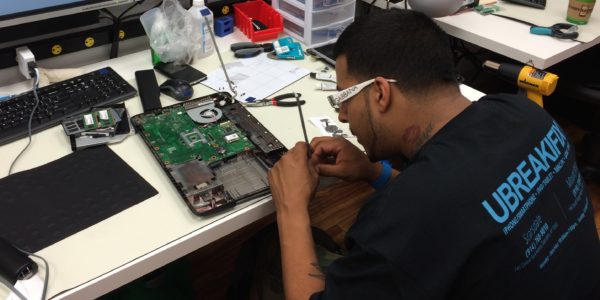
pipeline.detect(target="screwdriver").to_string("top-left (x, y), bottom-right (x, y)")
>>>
top-left (295, 94), bottom-right (312, 158)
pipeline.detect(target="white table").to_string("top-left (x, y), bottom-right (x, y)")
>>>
top-left (0, 29), bottom-right (485, 299)
top-left (364, 0), bottom-right (600, 69)
top-left (435, 11), bottom-right (600, 69)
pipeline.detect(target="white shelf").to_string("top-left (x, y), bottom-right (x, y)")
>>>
top-left (309, 38), bottom-right (340, 48)
top-left (313, 16), bottom-right (353, 31)
top-left (313, 0), bottom-right (355, 13)
top-left (283, 28), bottom-right (305, 42)
top-left (273, 0), bottom-right (356, 47)
top-left (279, 10), bottom-right (305, 27)
top-left (282, 0), bottom-right (307, 11)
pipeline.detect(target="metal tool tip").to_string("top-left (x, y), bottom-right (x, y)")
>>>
top-left (482, 60), bottom-right (500, 70)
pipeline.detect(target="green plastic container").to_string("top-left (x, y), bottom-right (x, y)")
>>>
top-left (566, 0), bottom-right (596, 25)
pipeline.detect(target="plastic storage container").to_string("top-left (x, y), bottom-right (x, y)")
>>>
top-left (233, 0), bottom-right (284, 42)
top-left (273, 0), bottom-right (355, 47)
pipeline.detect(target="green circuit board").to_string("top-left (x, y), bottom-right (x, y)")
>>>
top-left (82, 109), bottom-right (115, 130)
top-left (139, 106), bottom-right (254, 165)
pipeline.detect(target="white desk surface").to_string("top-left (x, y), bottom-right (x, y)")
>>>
top-left (0, 30), bottom-right (484, 299)
top-left (435, 11), bottom-right (600, 69)
top-left (366, 0), bottom-right (600, 69)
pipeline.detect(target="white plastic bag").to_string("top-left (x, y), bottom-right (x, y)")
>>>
top-left (140, 0), bottom-right (195, 65)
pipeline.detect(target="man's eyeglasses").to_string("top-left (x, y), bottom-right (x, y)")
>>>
top-left (327, 78), bottom-right (397, 109)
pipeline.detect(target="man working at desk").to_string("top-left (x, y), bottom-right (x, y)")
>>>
top-left (267, 9), bottom-right (600, 300)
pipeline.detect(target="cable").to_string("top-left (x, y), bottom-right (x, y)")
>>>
top-left (8, 67), bottom-right (40, 176)
top-left (117, 1), bottom-right (144, 24)
top-left (368, 0), bottom-right (377, 14)
top-left (19, 250), bottom-right (49, 300)
top-left (119, 1), bottom-right (163, 22)
top-left (107, 0), bottom-right (163, 58)
top-left (203, 15), bottom-right (238, 100)
top-left (98, 16), bottom-right (114, 22)
top-left (100, 8), bottom-right (116, 21)
top-left (109, 0), bottom-right (146, 59)
top-left (0, 276), bottom-right (26, 300)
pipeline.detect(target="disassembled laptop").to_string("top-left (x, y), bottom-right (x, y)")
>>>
top-left (132, 92), bottom-right (286, 215)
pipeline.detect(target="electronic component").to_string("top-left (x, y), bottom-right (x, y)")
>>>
top-left (159, 79), bottom-right (194, 101)
top-left (63, 111), bottom-right (118, 137)
top-left (219, 101), bottom-right (285, 154)
top-left (306, 42), bottom-right (336, 66)
top-left (169, 160), bottom-right (224, 207)
top-left (82, 109), bottom-right (116, 130)
top-left (180, 128), bottom-right (207, 147)
top-left (213, 153), bottom-right (269, 200)
top-left (0, 1), bottom-right (136, 29)
top-left (154, 63), bottom-right (207, 85)
top-left (0, 67), bottom-right (137, 146)
top-left (132, 93), bottom-right (286, 215)
top-left (135, 69), bottom-right (161, 112)
top-left (187, 101), bottom-right (223, 124)
top-left (61, 104), bottom-right (133, 150)
top-left (134, 105), bottom-right (253, 165)
top-left (225, 133), bottom-right (240, 143)
top-left (503, 0), bottom-right (546, 9)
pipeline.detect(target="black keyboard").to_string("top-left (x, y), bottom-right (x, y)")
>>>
top-left (0, 67), bottom-right (137, 146)
top-left (504, 0), bottom-right (546, 9)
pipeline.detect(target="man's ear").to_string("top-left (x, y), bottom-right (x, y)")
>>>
top-left (371, 77), bottom-right (393, 113)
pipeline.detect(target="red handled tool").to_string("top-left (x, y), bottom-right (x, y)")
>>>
top-left (242, 93), bottom-right (306, 107)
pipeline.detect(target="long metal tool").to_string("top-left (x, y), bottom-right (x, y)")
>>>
top-left (203, 15), bottom-right (237, 100)
top-left (295, 94), bottom-right (311, 158)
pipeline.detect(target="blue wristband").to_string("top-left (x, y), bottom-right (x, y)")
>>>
top-left (370, 160), bottom-right (392, 190)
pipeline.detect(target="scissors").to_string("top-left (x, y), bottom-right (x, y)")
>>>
top-left (530, 23), bottom-right (579, 39)
top-left (242, 93), bottom-right (306, 107)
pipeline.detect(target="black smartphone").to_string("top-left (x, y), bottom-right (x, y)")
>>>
top-left (154, 62), bottom-right (207, 85)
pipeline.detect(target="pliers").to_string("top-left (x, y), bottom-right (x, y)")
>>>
top-left (243, 93), bottom-right (305, 107)
top-left (530, 23), bottom-right (579, 39)
top-left (230, 42), bottom-right (274, 58)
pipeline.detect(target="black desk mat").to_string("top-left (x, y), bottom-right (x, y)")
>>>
top-left (0, 146), bottom-right (158, 252)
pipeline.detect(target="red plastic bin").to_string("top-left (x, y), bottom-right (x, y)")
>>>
top-left (233, 0), bottom-right (283, 42)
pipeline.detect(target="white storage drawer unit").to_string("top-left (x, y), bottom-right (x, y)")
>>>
top-left (273, 0), bottom-right (356, 47)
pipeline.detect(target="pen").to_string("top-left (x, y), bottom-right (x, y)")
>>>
top-left (295, 94), bottom-right (312, 158)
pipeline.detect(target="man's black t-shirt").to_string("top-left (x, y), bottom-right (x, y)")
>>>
top-left (311, 94), bottom-right (600, 299)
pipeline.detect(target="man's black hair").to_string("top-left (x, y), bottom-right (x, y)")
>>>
top-left (334, 10), bottom-right (458, 96)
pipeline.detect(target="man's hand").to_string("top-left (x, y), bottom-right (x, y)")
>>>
top-left (310, 137), bottom-right (382, 182)
top-left (269, 142), bottom-right (325, 299)
top-left (268, 142), bottom-right (320, 214)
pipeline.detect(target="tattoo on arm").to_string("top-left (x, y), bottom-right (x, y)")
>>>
top-left (308, 262), bottom-right (326, 280)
